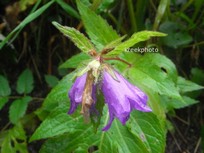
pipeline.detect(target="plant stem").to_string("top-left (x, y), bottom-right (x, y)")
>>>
top-left (103, 57), bottom-right (132, 67)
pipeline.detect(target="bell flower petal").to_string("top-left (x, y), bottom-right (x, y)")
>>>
top-left (68, 73), bottom-right (87, 114)
top-left (101, 70), bottom-right (151, 131)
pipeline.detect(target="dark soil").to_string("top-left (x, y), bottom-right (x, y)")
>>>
top-left (166, 103), bottom-right (203, 153)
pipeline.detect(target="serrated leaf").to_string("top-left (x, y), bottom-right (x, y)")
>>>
top-left (16, 69), bottom-right (34, 94)
top-left (44, 75), bottom-right (59, 88)
top-left (59, 52), bottom-right (90, 69)
top-left (161, 96), bottom-right (198, 111)
top-left (39, 126), bottom-right (97, 153)
top-left (123, 53), bottom-right (181, 99)
top-left (177, 76), bottom-right (204, 93)
top-left (126, 112), bottom-right (166, 153)
top-left (35, 107), bottom-right (165, 153)
top-left (107, 31), bottom-right (167, 55)
top-left (9, 96), bottom-right (32, 124)
top-left (52, 22), bottom-right (95, 53)
top-left (30, 104), bottom-right (89, 142)
top-left (0, 97), bottom-right (9, 110)
top-left (77, 0), bottom-right (119, 51)
top-left (0, 75), bottom-right (11, 96)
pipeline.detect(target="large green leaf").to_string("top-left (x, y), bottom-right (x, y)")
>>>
top-left (127, 112), bottom-right (165, 153)
top-left (0, 75), bottom-right (11, 96)
top-left (107, 31), bottom-right (167, 56)
top-left (52, 22), bottom-right (95, 54)
top-left (9, 96), bottom-right (32, 124)
top-left (39, 128), bottom-right (97, 153)
top-left (32, 107), bottom-right (165, 153)
top-left (76, 0), bottom-right (119, 51)
top-left (16, 69), bottom-right (34, 94)
top-left (31, 104), bottom-right (95, 142)
top-left (120, 53), bottom-right (181, 100)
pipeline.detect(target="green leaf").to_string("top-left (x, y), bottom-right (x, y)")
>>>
top-left (177, 76), bottom-right (204, 93)
top-left (1, 134), bottom-right (16, 153)
top-left (1, 123), bottom-right (27, 153)
top-left (52, 22), bottom-right (95, 53)
top-left (107, 31), bottom-right (167, 56)
top-left (0, 75), bottom-right (11, 96)
top-left (30, 104), bottom-right (89, 142)
top-left (161, 96), bottom-right (198, 111)
top-left (16, 69), bottom-right (34, 94)
top-left (76, 0), bottom-right (119, 51)
top-left (34, 108), bottom-right (165, 153)
top-left (127, 112), bottom-right (166, 153)
top-left (59, 52), bottom-right (90, 69)
top-left (0, 97), bottom-right (9, 110)
top-left (39, 124), bottom-right (97, 153)
top-left (159, 21), bottom-right (193, 48)
top-left (96, 111), bottom-right (165, 153)
top-left (44, 75), bottom-right (59, 88)
top-left (125, 53), bottom-right (180, 99)
top-left (9, 96), bottom-right (32, 124)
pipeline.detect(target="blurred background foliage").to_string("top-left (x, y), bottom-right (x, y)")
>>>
top-left (0, 0), bottom-right (204, 153)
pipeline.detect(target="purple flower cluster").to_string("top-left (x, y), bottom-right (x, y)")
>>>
top-left (68, 67), bottom-right (151, 131)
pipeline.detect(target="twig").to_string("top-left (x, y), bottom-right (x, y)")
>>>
top-left (194, 137), bottom-right (201, 153)
top-left (8, 96), bottom-right (44, 101)
top-left (0, 122), bottom-right (11, 132)
top-left (170, 131), bottom-right (182, 152)
top-left (175, 115), bottom-right (189, 125)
